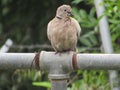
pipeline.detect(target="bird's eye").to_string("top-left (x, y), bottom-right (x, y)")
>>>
top-left (64, 9), bottom-right (66, 11)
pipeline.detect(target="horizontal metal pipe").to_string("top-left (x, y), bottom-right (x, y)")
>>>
top-left (77, 54), bottom-right (120, 70)
top-left (0, 53), bottom-right (35, 69)
top-left (0, 52), bottom-right (120, 70)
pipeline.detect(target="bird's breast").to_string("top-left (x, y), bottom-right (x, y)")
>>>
top-left (51, 20), bottom-right (77, 51)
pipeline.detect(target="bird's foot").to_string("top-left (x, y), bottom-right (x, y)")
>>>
top-left (55, 49), bottom-right (72, 56)
top-left (63, 48), bottom-right (72, 54)
top-left (55, 51), bottom-right (62, 56)
top-left (55, 49), bottom-right (72, 55)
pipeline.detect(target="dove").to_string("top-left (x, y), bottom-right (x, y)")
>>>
top-left (47, 4), bottom-right (81, 53)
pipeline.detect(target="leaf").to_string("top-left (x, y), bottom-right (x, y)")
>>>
top-left (79, 30), bottom-right (98, 47)
top-left (72, 0), bottom-right (83, 4)
top-left (109, 19), bottom-right (120, 24)
top-left (79, 9), bottom-right (87, 19)
top-left (72, 7), bottom-right (82, 22)
top-left (32, 82), bottom-right (51, 88)
top-left (80, 37), bottom-right (92, 47)
top-left (78, 47), bottom-right (89, 52)
top-left (89, 7), bottom-right (96, 18)
top-left (89, 34), bottom-right (98, 45)
top-left (2, 7), bottom-right (9, 16)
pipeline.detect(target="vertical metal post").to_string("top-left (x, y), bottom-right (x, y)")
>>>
top-left (94, 0), bottom-right (119, 90)
top-left (40, 51), bottom-right (74, 90)
top-left (51, 80), bottom-right (67, 90)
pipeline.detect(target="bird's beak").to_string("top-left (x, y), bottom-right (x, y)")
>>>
top-left (67, 12), bottom-right (73, 17)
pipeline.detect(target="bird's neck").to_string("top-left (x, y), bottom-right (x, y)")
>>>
top-left (56, 15), bottom-right (70, 21)
top-left (56, 16), bottom-right (62, 19)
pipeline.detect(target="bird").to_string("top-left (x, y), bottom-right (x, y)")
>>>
top-left (47, 4), bottom-right (81, 53)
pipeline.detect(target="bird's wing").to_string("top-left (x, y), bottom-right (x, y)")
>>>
top-left (71, 17), bottom-right (81, 38)
top-left (47, 20), bottom-right (52, 41)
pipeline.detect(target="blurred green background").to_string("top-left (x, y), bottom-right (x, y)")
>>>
top-left (0, 0), bottom-right (120, 90)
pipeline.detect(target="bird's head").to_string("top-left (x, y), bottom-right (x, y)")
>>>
top-left (56, 5), bottom-right (73, 19)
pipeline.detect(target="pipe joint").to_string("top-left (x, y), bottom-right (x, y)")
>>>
top-left (40, 51), bottom-right (76, 79)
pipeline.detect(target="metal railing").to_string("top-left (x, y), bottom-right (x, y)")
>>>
top-left (0, 51), bottom-right (120, 90)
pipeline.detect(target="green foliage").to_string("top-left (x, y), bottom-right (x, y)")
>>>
top-left (32, 82), bottom-right (51, 89)
top-left (103, 0), bottom-right (120, 53)
top-left (80, 31), bottom-right (98, 47)
top-left (72, 0), bottom-right (83, 4)
top-left (70, 70), bottom-right (110, 90)
top-left (72, 0), bottom-right (100, 53)
top-left (69, 0), bottom-right (120, 89)
top-left (72, 0), bottom-right (120, 53)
